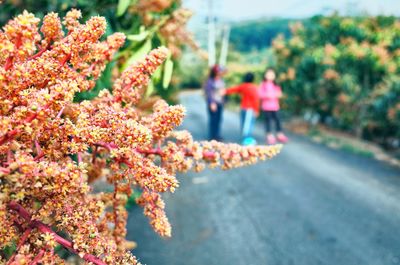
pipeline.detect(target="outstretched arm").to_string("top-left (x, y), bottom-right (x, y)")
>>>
top-left (224, 84), bottom-right (243, 95)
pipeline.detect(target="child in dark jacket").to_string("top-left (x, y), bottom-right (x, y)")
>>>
top-left (224, 72), bottom-right (259, 146)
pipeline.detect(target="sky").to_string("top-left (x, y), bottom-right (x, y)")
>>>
top-left (184, 0), bottom-right (400, 23)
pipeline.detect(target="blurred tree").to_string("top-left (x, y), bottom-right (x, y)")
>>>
top-left (272, 15), bottom-right (400, 147)
top-left (230, 18), bottom-right (292, 52)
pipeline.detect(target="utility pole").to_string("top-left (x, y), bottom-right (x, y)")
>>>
top-left (207, 0), bottom-right (216, 67)
top-left (218, 25), bottom-right (230, 67)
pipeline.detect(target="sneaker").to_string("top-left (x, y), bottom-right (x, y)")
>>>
top-left (277, 133), bottom-right (289, 143)
top-left (242, 137), bottom-right (257, 146)
top-left (266, 134), bottom-right (276, 145)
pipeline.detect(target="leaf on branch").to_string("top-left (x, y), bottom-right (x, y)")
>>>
top-left (163, 58), bottom-right (174, 89)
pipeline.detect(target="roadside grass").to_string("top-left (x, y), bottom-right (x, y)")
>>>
top-left (306, 128), bottom-right (374, 158)
top-left (285, 119), bottom-right (399, 167)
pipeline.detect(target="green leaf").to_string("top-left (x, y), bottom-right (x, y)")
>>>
top-left (126, 31), bottom-right (149, 42)
top-left (1, 242), bottom-right (16, 260)
top-left (146, 80), bottom-right (155, 97)
top-left (117, 0), bottom-right (132, 17)
top-left (162, 58), bottom-right (174, 89)
top-left (152, 64), bottom-right (163, 82)
top-left (122, 39), bottom-right (152, 70)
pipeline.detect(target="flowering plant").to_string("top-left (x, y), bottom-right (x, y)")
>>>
top-left (1, 0), bottom-right (202, 102)
top-left (0, 11), bottom-right (281, 264)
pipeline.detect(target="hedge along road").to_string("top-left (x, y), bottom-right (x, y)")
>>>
top-left (127, 91), bottom-right (400, 265)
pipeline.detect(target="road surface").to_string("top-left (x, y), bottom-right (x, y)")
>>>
top-left (127, 91), bottom-right (400, 265)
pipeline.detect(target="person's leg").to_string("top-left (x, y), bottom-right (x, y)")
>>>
top-left (249, 112), bottom-right (256, 138)
top-left (264, 111), bottom-right (272, 134)
top-left (215, 104), bottom-right (223, 140)
top-left (242, 109), bottom-right (253, 139)
top-left (265, 111), bottom-right (276, 144)
top-left (273, 111), bottom-right (288, 143)
top-left (240, 109), bottom-right (245, 138)
top-left (241, 109), bottom-right (257, 145)
top-left (272, 111), bottom-right (282, 132)
top-left (208, 106), bottom-right (217, 140)
top-left (248, 112), bottom-right (257, 145)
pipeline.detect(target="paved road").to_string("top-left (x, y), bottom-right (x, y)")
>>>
top-left (127, 92), bottom-right (400, 265)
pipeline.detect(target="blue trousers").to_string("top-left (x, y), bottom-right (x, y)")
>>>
top-left (207, 103), bottom-right (223, 140)
top-left (240, 109), bottom-right (256, 139)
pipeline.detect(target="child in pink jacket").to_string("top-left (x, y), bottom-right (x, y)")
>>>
top-left (259, 68), bottom-right (288, 145)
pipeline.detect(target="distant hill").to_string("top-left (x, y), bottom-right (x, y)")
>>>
top-left (229, 18), bottom-right (296, 52)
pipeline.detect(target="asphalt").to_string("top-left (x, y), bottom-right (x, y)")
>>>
top-left (127, 91), bottom-right (400, 265)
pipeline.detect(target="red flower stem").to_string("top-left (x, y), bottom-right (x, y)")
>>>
top-left (34, 140), bottom-right (43, 157)
top-left (185, 151), bottom-right (216, 160)
top-left (13, 220), bottom-right (23, 232)
top-left (28, 43), bottom-right (51, 60)
top-left (60, 54), bottom-right (71, 66)
top-left (0, 129), bottom-right (20, 145)
top-left (77, 152), bottom-right (82, 164)
top-left (112, 183), bottom-right (121, 246)
top-left (37, 80), bottom-right (50, 89)
top-left (28, 248), bottom-right (45, 265)
top-left (95, 142), bottom-right (118, 151)
top-left (0, 167), bottom-right (11, 174)
top-left (56, 106), bottom-right (65, 119)
top-left (7, 150), bottom-right (12, 165)
top-left (4, 57), bottom-right (13, 70)
top-left (6, 227), bottom-right (33, 265)
top-left (29, 48), bottom-right (47, 60)
top-left (137, 148), bottom-right (162, 156)
top-left (87, 63), bottom-right (95, 73)
top-left (24, 104), bottom-right (51, 123)
top-left (34, 153), bottom-right (45, 161)
top-left (113, 95), bottom-right (122, 103)
top-left (95, 141), bottom-right (217, 161)
top-left (6, 253), bottom-right (16, 264)
top-left (92, 146), bottom-right (98, 164)
top-left (34, 140), bottom-right (45, 161)
top-left (136, 148), bottom-right (217, 160)
top-left (4, 35), bottom-right (21, 70)
top-left (8, 201), bottom-right (106, 265)
top-left (25, 113), bottom-right (38, 123)
top-left (77, 152), bottom-right (83, 185)
top-left (17, 227), bottom-right (33, 249)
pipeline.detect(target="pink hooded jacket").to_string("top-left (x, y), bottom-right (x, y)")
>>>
top-left (259, 81), bottom-right (282, 111)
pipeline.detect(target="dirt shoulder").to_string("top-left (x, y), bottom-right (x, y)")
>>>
top-left (285, 118), bottom-right (400, 168)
